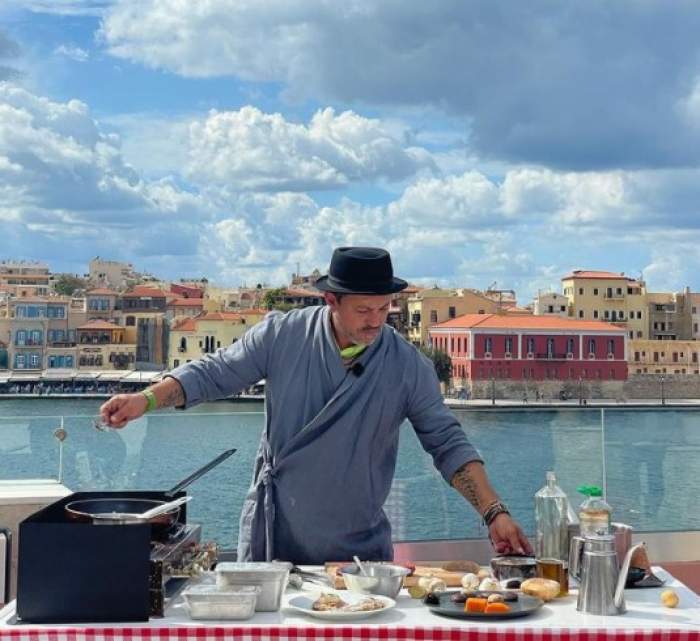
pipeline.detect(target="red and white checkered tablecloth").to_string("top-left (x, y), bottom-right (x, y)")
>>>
top-left (0, 625), bottom-right (699, 641)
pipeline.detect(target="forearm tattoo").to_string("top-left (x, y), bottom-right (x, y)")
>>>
top-left (160, 382), bottom-right (185, 409)
top-left (451, 462), bottom-right (482, 512)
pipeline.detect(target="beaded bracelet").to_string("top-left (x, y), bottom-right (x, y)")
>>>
top-left (482, 500), bottom-right (510, 527)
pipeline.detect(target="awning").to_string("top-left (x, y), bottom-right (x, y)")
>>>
top-left (8, 372), bottom-right (41, 382)
top-left (98, 370), bottom-right (131, 381)
top-left (41, 369), bottom-right (78, 380)
top-left (121, 370), bottom-right (164, 383)
top-left (74, 371), bottom-right (102, 381)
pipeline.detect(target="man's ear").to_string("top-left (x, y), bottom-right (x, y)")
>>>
top-left (324, 292), bottom-right (338, 309)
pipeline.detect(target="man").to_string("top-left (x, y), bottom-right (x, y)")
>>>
top-left (100, 247), bottom-right (531, 563)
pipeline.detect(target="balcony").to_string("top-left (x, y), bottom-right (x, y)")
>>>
top-left (604, 292), bottom-right (625, 299)
top-left (535, 353), bottom-right (569, 360)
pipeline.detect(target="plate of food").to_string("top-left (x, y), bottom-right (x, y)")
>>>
top-left (286, 591), bottom-right (396, 620)
top-left (425, 590), bottom-right (544, 620)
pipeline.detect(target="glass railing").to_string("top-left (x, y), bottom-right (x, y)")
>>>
top-left (1, 400), bottom-right (699, 546)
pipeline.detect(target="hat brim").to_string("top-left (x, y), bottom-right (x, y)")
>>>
top-left (314, 275), bottom-right (408, 295)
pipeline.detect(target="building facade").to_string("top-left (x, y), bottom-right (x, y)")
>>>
top-left (77, 319), bottom-right (136, 369)
top-left (407, 288), bottom-right (501, 347)
top-left (533, 292), bottom-right (570, 316)
top-left (168, 311), bottom-right (266, 369)
top-left (628, 339), bottom-right (700, 375)
top-left (561, 270), bottom-right (647, 339)
top-left (429, 314), bottom-right (628, 385)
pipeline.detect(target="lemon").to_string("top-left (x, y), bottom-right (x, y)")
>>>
top-left (660, 589), bottom-right (679, 608)
top-left (408, 585), bottom-right (427, 599)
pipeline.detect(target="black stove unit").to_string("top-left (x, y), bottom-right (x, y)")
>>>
top-left (16, 490), bottom-right (199, 623)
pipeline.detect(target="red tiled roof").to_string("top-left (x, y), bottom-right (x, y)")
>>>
top-left (87, 288), bottom-right (118, 296)
top-left (77, 319), bottom-right (122, 330)
top-left (168, 297), bottom-right (204, 307)
top-left (561, 270), bottom-right (636, 281)
top-left (173, 318), bottom-right (197, 332)
top-left (123, 286), bottom-right (168, 298)
top-left (199, 312), bottom-right (247, 321)
top-left (284, 287), bottom-right (323, 297)
top-left (238, 308), bottom-right (267, 315)
top-left (432, 313), bottom-right (626, 332)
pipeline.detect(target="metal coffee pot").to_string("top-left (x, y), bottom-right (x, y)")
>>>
top-left (569, 532), bottom-right (643, 615)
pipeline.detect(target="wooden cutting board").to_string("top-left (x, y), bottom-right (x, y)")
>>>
top-left (324, 562), bottom-right (478, 589)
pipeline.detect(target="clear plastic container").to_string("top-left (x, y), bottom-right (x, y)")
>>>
top-left (577, 485), bottom-right (612, 536)
top-left (215, 561), bottom-right (291, 611)
top-left (182, 584), bottom-right (260, 620)
top-left (534, 471), bottom-right (569, 561)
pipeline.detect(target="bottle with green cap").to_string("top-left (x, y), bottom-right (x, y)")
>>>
top-left (577, 485), bottom-right (612, 536)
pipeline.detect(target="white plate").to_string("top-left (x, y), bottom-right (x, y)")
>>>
top-left (286, 593), bottom-right (396, 620)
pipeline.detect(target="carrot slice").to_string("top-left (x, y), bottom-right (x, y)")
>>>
top-left (485, 602), bottom-right (512, 613)
top-left (465, 597), bottom-right (487, 613)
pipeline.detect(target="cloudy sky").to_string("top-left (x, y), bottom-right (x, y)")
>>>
top-left (2, 1), bottom-right (700, 298)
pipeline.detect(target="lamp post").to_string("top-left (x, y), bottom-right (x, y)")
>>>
top-left (491, 376), bottom-right (496, 406)
top-left (661, 374), bottom-right (665, 406)
top-left (578, 375), bottom-right (583, 406)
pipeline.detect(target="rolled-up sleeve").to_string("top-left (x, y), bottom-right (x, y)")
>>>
top-left (406, 353), bottom-right (483, 484)
top-left (166, 312), bottom-right (281, 409)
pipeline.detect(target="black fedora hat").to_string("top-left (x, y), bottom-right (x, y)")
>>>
top-left (315, 247), bottom-right (408, 295)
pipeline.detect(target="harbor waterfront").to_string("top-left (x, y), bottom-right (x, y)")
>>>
top-left (1, 399), bottom-right (698, 548)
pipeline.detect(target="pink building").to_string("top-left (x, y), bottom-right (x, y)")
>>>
top-left (429, 314), bottom-right (628, 382)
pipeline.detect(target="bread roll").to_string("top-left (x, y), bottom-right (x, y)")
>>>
top-left (520, 578), bottom-right (560, 601)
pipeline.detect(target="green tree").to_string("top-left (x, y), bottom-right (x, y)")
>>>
top-left (262, 287), bottom-right (294, 311)
top-left (419, 346), bottom-right (452, 385)
top-left (53, 274), bottom-right (87, 296)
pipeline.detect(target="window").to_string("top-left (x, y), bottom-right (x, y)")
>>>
top-left (548, 305), bottom-right (554, 313)
top-left (579, 288), bottom-right (584, 295)
top-left (560, 306), bottom-right (566, 312)
top-left (616, 287), bottom-right (622, 295)
top-left (693, 307), bottom-right (698, 314)
top-left (450, 337), bottom-right (454, 352)
top-left (30, 353), bottom-right (40, 368)
top-left (637, 311), bottom-right (642, 319)
top-left (593, 310), bottom-right (599, 318)
top-left (653, 352), bottom-right (659, 362)
top-left (485, 337), bottom-right (493, 353)
top-left (14, 354), bottom-right (26, 368)
top-left (636, 331), bottom-right (642, 338)
top-left (527, 337), bottom-right (535, 354)
top-left (448, 306), bottom-right (456, 319)
top-left (605, 311), bottom-right (610, 319)
top-left (578, 310), bottom-right (584, 318)
top-left (547, 338), bottom-right (555, 357)
top-left (15, 329), bottom-right (27, 345)
top-left (608, 339), bottom-right (615, 354)
top-left (695, 323), bottom-right (699, 333)
top-left (607, 288), bottom-right (613, 297)
top-left (634, 351), bottom-right (640, 362)
top-left (126, 316), bottom-right (135, 326)
top-left (629, 331), bottom-right (633, 338)
top-left (567, 337), bottom-right (575, 354)
top-left (430, 310), bottom-right (438, 323)
top-left (505, 337), bottom-right (513, 354)
top-left (31, 329), bottom-right (42, 344)
top-left (588, 339), bottom-right (596, 355)
top-left (65, 356), bottom-right (73, 367)
top-left (478, 309), bottom-right (485, 314)
top-left (673, 352), bottom-right (678, 363)
top-left (180, 337), bottom-right (187, 351)
top-left (693, 353), bottom-right (698, 363)
top-left (593, 288), bottom-right (599, 295)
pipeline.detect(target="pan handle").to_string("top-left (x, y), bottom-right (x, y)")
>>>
top-left (165, 448), bottom-right (237, 498)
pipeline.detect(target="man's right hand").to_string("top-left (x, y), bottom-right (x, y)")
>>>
top-left (99, 393), bottom-right (148, 429)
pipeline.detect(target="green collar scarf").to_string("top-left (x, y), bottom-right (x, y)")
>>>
top-left (339, 343), bottom-right (367, 360)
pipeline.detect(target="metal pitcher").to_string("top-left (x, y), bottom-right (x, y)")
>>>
top-left (574, 533), bottom-right (643, 615)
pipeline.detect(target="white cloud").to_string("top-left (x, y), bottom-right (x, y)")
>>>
top-left (54, 45), bottom-right (89, 62)
top-left (101, 0), bottom-right (700, 170)
top-left (186, 106), bottom-right (434, 191)
top-left (6, 1), bottom-right (112, 16)
top-left (0, 82), bottom-right (212, 269)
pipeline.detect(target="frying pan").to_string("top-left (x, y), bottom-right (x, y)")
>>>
top-left (64, 448), bottom-right (236, 530)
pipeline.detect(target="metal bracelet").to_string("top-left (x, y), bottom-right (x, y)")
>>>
top-left (482, 501), bottom-right (510, 527)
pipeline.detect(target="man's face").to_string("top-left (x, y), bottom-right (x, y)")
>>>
top-left (325, 293), bottom-right (392, 346)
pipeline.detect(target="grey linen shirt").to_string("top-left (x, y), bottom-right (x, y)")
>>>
top-left (168, 305), bottom-right (482, 564)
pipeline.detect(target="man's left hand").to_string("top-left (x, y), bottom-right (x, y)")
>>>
top-left (488, 513), bottom-right (533, 556)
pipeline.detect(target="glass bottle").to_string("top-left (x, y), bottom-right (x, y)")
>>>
top-left (534, 471), bottom-right (569, 595)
